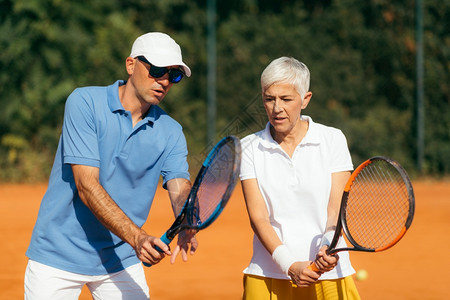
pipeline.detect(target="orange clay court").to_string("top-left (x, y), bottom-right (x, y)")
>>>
top-left (1, 180), bottom-right (449, 299)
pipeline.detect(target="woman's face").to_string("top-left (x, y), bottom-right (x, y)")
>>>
top-left (263, 83), bottom-right (311, 135)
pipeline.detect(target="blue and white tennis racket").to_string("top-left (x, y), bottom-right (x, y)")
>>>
top-left (145, 135), bottom-right (241, 266)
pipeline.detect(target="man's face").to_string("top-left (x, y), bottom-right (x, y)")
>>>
top-left (129, 57), bottom-right (177, 106)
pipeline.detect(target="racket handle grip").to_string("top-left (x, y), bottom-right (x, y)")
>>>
top-left (307, 262), bottom-right (321, 272)
top-left (160, 232), bottom-right (171, 245)
top-left (142, 232), bottom-right (172, 267)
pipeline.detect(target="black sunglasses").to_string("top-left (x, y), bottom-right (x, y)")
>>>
top-left (137, 56), bottom-right (184, 84)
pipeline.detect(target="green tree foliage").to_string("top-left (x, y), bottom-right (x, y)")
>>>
top-left (0, 0), bottom-right (141, 181)
top-left (0, 0), bottom-right (448, 181)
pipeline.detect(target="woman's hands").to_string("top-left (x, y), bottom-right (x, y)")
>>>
top-left (288, 261), bottom-right (322, 287)
top-left (309, 245), bottom-right (340, 273)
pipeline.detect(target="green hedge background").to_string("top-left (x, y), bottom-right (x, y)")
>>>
top-left (1, 0), bottom-right (448, 182)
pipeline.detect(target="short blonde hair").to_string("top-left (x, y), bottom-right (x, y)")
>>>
top-left (261, 57), bottom-right (310, 98)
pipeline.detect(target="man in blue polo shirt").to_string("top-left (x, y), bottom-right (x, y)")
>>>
top-left (25, 32), bottom-right (196, 299)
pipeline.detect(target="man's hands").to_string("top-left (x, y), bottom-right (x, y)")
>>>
top-left (134, 231), bottom-right (172, 265)
top-left (134, 229), bottom-right (198, 266)
top-left (170, 229), bottom-right (198, 264)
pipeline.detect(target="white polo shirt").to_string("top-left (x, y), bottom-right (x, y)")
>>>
top-left (239, 116), bottom-right (355, 280)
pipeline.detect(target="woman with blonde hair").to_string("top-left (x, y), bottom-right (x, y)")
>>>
top-left (240, 56), bottom-right (361, 299)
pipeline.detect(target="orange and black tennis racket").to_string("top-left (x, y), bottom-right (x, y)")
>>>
top-left (310, 156), bottom-right (415, 271)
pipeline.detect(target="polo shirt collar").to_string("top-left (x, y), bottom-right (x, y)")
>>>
top-left (108, 80), bottom-right (126, 113)
top-left (259, 115), bottom-right (321, 150)
top-left (107, 80), bottom-right (156, 124)
top-left (145, 105), bottom-right (157, 124)
top-left (299, 115), bottom-right (321, 145)
top-left (260, 123), bottom-right (279, 150)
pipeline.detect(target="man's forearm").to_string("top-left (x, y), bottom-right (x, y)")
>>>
top-left (81, 184), bottom-right (143, 246)
top-left (166, 178), bottom-right (192, 216)
top-left (72, 165), bottom-right (144, 248)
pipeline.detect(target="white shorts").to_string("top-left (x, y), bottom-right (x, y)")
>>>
top-left (24, 260), bottom-right (150, 300)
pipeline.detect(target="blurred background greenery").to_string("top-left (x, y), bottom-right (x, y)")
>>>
top-left (0, 0), bottom-right (448, 182)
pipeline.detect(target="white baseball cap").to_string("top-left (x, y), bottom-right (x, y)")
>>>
top-left (130, 32), bottom-right (191, 77)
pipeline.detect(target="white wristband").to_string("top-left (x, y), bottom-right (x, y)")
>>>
top-left (272, 245), bottom-right (297, 276)
top-left (320, 230), bottom-right (336, 247)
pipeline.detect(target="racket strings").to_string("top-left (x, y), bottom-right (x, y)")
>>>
top-left (344, 160), bottom-right (412, 250)
top-left (191, 140), bottom-right (238, 226)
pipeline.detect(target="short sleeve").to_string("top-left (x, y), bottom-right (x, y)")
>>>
top-left (161, 131), bottom-right (190, 188)
top-left (329, 129), bottom-right (353, 173)
top-left (239, 134), bottom-right (257, 181)
top-left (62, 89), bottom-right (100, 167)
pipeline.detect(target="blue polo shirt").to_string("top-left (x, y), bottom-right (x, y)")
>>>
top-left (26, 80), bottom-right (190, 275)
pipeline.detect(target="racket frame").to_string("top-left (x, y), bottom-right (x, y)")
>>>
top-left (327, 156), bottom-right (415, 255)
top-left (158, 135), bottom-right (241, 245)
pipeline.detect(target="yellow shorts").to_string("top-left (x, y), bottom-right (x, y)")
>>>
top-left (243, 274), bottom-right (361, 300)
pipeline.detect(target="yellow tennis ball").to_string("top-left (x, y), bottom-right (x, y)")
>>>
top-left (355, 269), bottom-right (368, 281)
